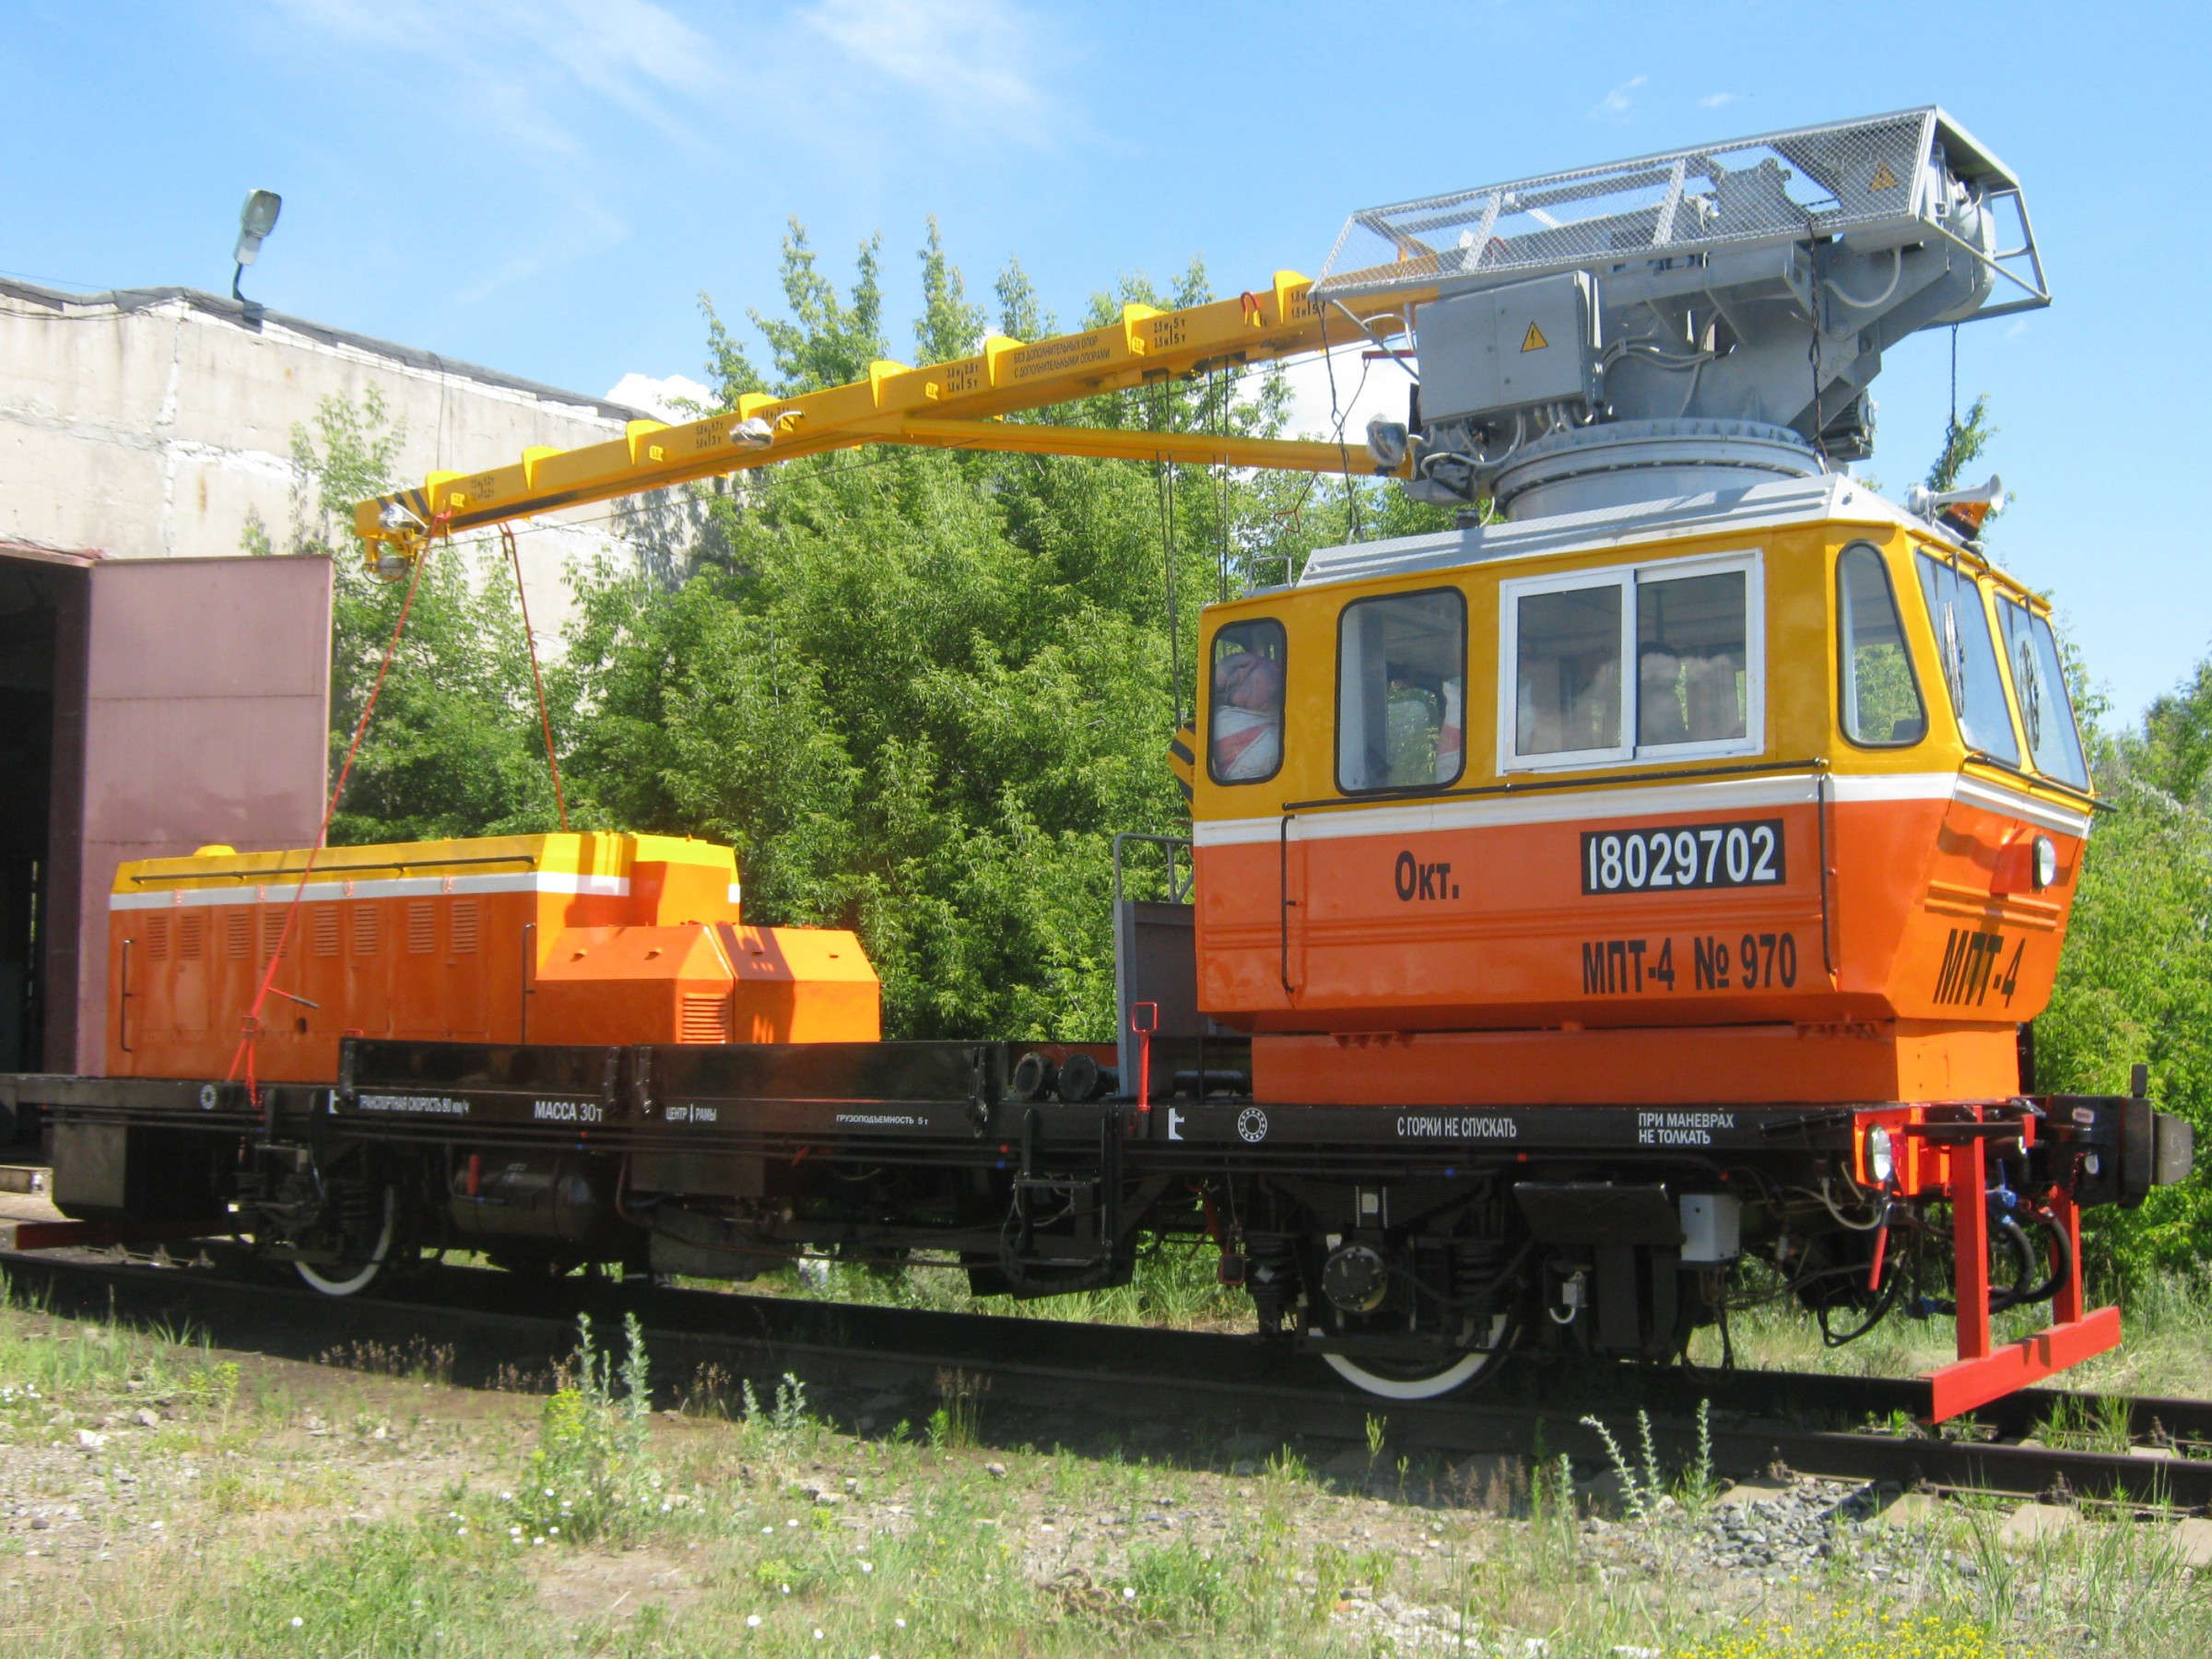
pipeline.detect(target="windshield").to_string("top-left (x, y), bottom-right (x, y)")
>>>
top-left (1915, 556), bottom-right (2021, 766)
top-left (1836, 545), bottom-right (1927, 747)
top-left (1997, 598), bottom-right (2090, 790)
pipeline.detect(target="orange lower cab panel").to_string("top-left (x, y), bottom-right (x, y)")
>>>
top-left (1250, 1020), bottom-right (2020, 1107)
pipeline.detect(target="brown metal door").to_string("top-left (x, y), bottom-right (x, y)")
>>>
top-left (48, 555), bottom-right (332, 1074)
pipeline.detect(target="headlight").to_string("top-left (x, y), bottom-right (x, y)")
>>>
top-left (2032, 835), bottom-right (2058, 890)
top-left (1866, 1126), bottom-right (1895, 1185)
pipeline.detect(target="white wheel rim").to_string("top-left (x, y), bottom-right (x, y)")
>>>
top-left (1322, 1312), bottom-right (1512, 1402)
top-left (295, 1187), bottom-right (395, 1298)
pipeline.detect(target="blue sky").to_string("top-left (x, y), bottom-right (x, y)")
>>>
top-left (4, 0), bottom-right (2205, 722)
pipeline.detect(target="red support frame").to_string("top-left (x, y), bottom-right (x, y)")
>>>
top-left (3, 1218), bottom-right (213, 1252)
top-left (1918, 1112), bottom-right (2121, 1422)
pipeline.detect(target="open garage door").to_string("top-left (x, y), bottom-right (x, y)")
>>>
top-left (41, 554), bottom-right (332, 1075)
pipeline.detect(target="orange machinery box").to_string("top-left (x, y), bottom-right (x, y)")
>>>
top-left (106, 831), bottom-right (878, 1081)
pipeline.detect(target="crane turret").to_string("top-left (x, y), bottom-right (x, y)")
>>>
top-left (1331, 108), bottom-right (2044, 519)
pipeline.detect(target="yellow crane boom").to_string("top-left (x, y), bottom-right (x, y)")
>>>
top-left (354, 270), bottom-right (1430, 561)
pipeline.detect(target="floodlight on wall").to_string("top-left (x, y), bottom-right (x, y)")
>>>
top-left (231, 190), bottom-right (282, 303)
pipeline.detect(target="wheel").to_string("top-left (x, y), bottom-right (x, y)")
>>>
top-left (295, 1187), bottom-right (397, 1298)
top-left (1323, 1312), bottom-right (1514, 1402)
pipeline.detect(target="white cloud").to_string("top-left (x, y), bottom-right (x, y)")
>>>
top-left (1699, 91), bottom-right (1739, 110)
top-left (2005, 317), bottom-right (2031, 339)
top-left (1590, 75), bottom-right (1647, 122)
top-left (801, 0), bottom-right (1058, 146)
top-left (1279, 343), bottom-right (1409, 445)
top-left (606, 371), bottom-right (715, 421)
top-left (257, 0), bottom-right (1085, 312)
top-left (267, 0), bottom-right (728, 153)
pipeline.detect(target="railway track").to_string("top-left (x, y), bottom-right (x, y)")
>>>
top-left (6, 1247), bottom-right (2206, 1512)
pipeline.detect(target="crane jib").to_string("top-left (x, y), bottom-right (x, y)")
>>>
top-left (355, 273), bottom-right (1431, 558)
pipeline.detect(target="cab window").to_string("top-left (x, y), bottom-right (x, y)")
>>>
top-left (1997, 597), bottom-right (2090, 789)
top-left (1207, 619), bottom-right (1287, 784)
top-left (1501, 552), bottom-right (1761, 771)
top-left (1638, 567), bottom-right (1749, 747)
top-left (1511, 578), bottom-right (1621, 761)
top-left (1915, 556), bottom-right (2021, 765)
top-left (1836, 544), bottom-right (1927, 747)
top-left (1336, 589), bottom-right (1465, 793)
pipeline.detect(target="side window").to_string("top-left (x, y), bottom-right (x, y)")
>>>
top-left (1503, 554), bottom-right (1760, 771)
top-left (1836, 544), bottom-right (1927, 747)
top-left (1637, 568), bottom-right (1747, 747)
top-left (1997, 598), bottom-right (2090, 789)
top-left (1512, 580), bottom-right (1623, 762)
top-left (1915, 556), bottom-right (2021, 765)
top-left (1336, 589), bottom-right (1465, 793)
top-left (1206, 619), bottom-right (1287, 784)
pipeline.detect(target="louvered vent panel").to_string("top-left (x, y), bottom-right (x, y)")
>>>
top-left (144, 913), bottom-right (169, 960)
top-left (224, 910), bottom-right (252, 960)
top-left (312, 906), bottom-right (341, 958)
top-left (353, 904), bottom-right (379, 956)
top-left (678, 993), bottom-right (733, 1044)
top-left (406, 900), bottom-right (436, 954)
top-left (180, 913), bottom-right (205, 959)
top-left (449, 898), bottom-right (479, 954)
top-left (261, 908), bottom-right (291, 959)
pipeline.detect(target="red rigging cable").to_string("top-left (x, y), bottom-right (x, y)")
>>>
top-left (503, 524), bottom-right (570, 833)
top-left (228, 543), bottom-right (432, 1098)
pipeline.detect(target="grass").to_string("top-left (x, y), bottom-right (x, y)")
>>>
top-left (8, 1272), bottom-right (2212, 1655)
top-left (740, 1238), bottom-right (2212, 1417)
top-left (0, 1271), bottom-right (241, 1428)
top-left (714, 1235), bottom-right (1253, 1332)
top-left (1693, 1269), bottom-right (2212, 1402)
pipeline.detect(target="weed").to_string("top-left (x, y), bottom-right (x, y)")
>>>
top-left (314, 1334), bottom-right (454, 1385)
top-left (500, 1312), bottom-right (660, 1544)
top-left (1310, 1540), bottom-right (1351, 1614)
top-left (1126, 1538), bottom-right (1228, 1626)
top-left (1669, 1606), bottom-right (2015, 1657)
top-left (1954, 1497), bottom-right (2019, 1629)
top-left (1681, 1398), bottom-right (1719, 1512)
top-left (1581, 1407), bottom-right (1665, 1523)
top-left (928, 1368), bottom-right (984, 1449)
top-left (681, 1359), bottom-right (736, 1418)
top-left (2037, 1391), bottom-right (2134, 1453)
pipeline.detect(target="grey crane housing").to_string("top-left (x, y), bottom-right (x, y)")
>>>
top-left (1321, 109), bottom-right (2046, 519)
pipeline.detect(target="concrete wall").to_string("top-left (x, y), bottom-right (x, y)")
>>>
top-left (0, 280), bottom-right (696, 624)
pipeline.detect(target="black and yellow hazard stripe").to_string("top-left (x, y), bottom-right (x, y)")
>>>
top-left (1167, 719), bottom-right (1197, 807)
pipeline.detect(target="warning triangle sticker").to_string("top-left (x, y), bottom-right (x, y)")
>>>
top-left (1869, 160), bottom-right (1900, 191)
top-left (1521, 321), bottom-right (1549, 352)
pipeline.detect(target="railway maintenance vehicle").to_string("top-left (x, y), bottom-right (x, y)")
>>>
top-left (1, 108), bottom-right (2190, 1418)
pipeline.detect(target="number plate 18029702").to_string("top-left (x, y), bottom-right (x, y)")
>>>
top-left (1582, 819), bottom-right (1784, 895)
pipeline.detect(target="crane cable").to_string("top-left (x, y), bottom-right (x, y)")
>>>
top-left (227, 543), bottom-right (433, 1103)
top-left (501, 524), bottom-right (570, 832)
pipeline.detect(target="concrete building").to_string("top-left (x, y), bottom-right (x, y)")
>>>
top-left (0, 279), bottom-right (695, 1080)
top-left (0, 278), bottom-right (696, 606)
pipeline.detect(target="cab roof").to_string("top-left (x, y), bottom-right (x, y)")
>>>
top-left (1291, 474), bottom-right (2023, 597)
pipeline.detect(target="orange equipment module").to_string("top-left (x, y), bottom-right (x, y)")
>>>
top-left (105, 832), bottom-right (878, 1081)
top-left (1186, 490), bottom-right (2093, 1109)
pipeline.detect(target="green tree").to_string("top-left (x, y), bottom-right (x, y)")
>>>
top-left (561, 225), bottom-right (1365, 1038)
top-left (2041, 651), bottom-right (2212, 1275)
top-left (253, 389), bottom-right (571, 844)
top-left (1926, 393), bottom-right (1997, 492)
top-left (1909, 395), bottom-right (2209, 1273)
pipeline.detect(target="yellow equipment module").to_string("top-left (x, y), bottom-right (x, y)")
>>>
top-left (105, 832), bottom-right (878, 1081)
